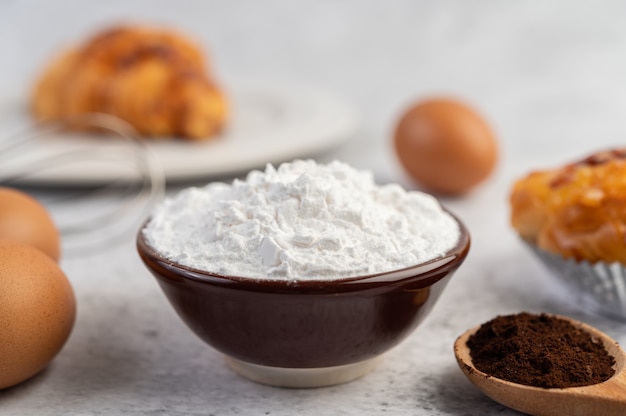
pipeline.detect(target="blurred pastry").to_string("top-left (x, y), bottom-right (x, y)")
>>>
top-left (510, 148), bottom-right (626, 264)
top-left (31, 25), bottom-right (227, 140)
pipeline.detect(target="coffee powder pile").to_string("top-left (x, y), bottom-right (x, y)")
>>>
top-left (467, 312), bottom-right (615, 388)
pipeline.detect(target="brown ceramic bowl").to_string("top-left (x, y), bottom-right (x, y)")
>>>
top-left (136, 214), bottom-right (470, 387)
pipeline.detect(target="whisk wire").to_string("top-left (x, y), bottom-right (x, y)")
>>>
top-left (0, 113), bottom-right (165, 257)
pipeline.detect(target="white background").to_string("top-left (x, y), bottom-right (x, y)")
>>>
top-left (1, 1), bottom-right (626, 414)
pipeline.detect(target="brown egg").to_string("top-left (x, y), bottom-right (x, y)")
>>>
top-left (0, 240), bottom-right (75, 389)
top-left (394, 98), bottom-right (498, 195)
top-left (0, 187), bottom-right (61, 261)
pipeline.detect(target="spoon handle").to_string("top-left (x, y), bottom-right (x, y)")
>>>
top-left (579, 370), bottom-right (626, 415)
top-left (491, 369), bottom-right (626, 416)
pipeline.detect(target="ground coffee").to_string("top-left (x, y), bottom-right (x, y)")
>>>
top-left (467, 312), bottom-right (615, 388)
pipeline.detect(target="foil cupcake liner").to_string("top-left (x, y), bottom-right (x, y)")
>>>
top-left (526, 243), bottom-right (626, 322)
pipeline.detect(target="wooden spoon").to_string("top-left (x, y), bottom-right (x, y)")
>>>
top-left (454, 315), bottom-right (626, 416)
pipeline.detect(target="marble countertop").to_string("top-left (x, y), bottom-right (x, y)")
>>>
top-left (2, 1), bottom-right (626, 414)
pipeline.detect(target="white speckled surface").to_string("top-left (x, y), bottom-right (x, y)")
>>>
top-left (2, 1), bottom-right (626, 414)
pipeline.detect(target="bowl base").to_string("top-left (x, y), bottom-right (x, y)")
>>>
top-left (224, 356), bottom-right (381, 388)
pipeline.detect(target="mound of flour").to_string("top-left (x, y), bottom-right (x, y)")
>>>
top-left (143, 160), bottom-right (460, 280)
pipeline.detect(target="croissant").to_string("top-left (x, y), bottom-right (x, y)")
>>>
top-left (31, 26), bottom-right (227, 140)
top-left (510, 149), bottom-right (626, 264)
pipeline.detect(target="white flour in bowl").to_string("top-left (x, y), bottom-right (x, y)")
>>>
top-left (143, 160), bottom-right (460, 280)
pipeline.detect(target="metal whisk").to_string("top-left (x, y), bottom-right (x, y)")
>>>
top-left (0, 113), bottom-right (165, 257)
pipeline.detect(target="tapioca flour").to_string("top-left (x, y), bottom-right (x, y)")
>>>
top-left (143, 160), bottom-right (461, 281)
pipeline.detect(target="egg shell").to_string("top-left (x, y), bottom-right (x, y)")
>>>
top-left (394, 98), bottom-right (498, 195)
top-left (0, 187), bottom-right (61, 261)
top-left (0, 240), bottom-right (75, 389)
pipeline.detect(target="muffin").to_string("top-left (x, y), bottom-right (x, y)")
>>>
top-left (510, 148), bottom-right (626, 320)
top-left (31, 25), bottom-right (228, 140)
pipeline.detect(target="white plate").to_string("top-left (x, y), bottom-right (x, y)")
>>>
top-left (0, 80), bottom-right (358, 186)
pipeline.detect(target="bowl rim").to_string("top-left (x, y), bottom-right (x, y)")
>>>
top-left (136, 210), bottom-right (470, 292)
